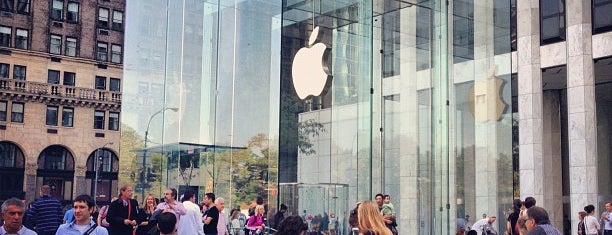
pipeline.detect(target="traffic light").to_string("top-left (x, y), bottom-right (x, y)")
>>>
top-left (146, 168), bottom-right (158, 182)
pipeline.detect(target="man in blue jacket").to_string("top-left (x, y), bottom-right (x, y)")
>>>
top-left (27, 185), bottom-right (63, 235)
top-left (55, 195), bottom-right (108, 235)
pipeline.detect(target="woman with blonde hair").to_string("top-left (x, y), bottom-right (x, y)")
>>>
top-left (136, 194), bottom-right (157, 235)
top-left (357, 201), bottom-right (392, 235)
top-left (247, 205), bottom-right (266, 235)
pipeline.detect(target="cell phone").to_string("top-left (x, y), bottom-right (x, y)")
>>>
top-left (352, 227), bottom-right (359, 235)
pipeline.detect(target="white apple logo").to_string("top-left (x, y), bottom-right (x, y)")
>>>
top-left (292, 26), bottom-right (332, 100)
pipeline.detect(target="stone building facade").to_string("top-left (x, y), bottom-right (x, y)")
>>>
top-left (0, 0), bottom-right (124, 205)
top-left (515, 0), bottom-right (612, 233)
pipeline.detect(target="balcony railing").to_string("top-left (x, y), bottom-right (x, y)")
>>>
top-left (0, 78), bottom-right (121, 106)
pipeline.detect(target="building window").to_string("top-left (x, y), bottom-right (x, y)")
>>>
top-left (50, 34), bottom-right (62, 54)
top-left (51, 0), bottom-right (63, 20)
top-left (98, 8), bottom-right (109, 28)
top-left (94, 110), bottom-right (105, 129)
top-left (0, 26), bottom-right (11, 47)
top-left (0, 101), bottom-right (6, 121)
top-left (593, 0), bottom-right (612, 34)
top-left (48, 70), bottom-right (60, 84)
top-left (95, 76), bottom-right (106, 90)
top-left (540, 0), bottom-right (566, 45)
top-left (14, 28), bottom-right (27, 49)
top-left (13, 65), bottom-right (25, 80)
top-left (109, 78), bottom-right (120, 92)
top-left (62, 107), bottom-right (73, 127)
top-left (108, 112), bottom-right (119, 131)
top-left (11, 102), bottom-right (23, 123)
top-left (63, 72), bottom-right (75, 86)
top-left (66, 2), bottom-right (78, 22)
top-left (46, 106), bottom-right (58, 126)
top-left (111, 44), bottom-right (122, 63)
top-left (96, 42), bottom-right (107, 61)
top-left (0, 63), bottom-right (8, 78)
top-left (112, 10), bottom-right (123, 31)
top-left (0, 0), bottom-right (13, 11)
top-left (16, 0), bottom-right (29, 14)
top-left (65, 37), bottom-right (77, 56)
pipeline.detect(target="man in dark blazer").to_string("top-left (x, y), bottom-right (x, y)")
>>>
top-left (106, 184), bottom-right (141, 235)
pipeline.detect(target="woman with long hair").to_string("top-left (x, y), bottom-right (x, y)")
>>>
top-left (136, 194), bottom-right (157, 235)
top-left (357, 201), bottom-right (392, 235)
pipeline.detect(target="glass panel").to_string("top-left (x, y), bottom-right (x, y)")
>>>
top-left (67, 2), bottom-right (78, 22)
top-left (62, 107), bottom-right (73, 127)
top-left (595, 58), bottom-right (612, 210)
top-left (0, 63), bottom-right (8, 78)
top-left (48, 70), bottom-right (60, 84)
top-left (111, 44), bottom-right (122, 63)
top-left (11, 102), bottom-right (23, 123)
top-left (108, 112), bottom-right (119, 131)
top-left (593, 0), bottom-right (612, 33)
top-left (97, 42), bottom-right (108, 61)
top-left (95, 76), bottom-right (106, 89)
top-left (110, 78), bottom-right (120, 91)
top-left (0, 26), bottom-right (11, 47)
top-left (46, 106), bottom-right (58, 126)
top-left (13, 65), bottom-right (26, 80)
top-left (66, 37), bottom-right (77, 56)
top-left (98, 8), bottom-right (109, 28)
top-left (16, 0), bottom-right (29, 13)
top-left (15, 29), bottom-right (27, 49)
top-left (94, 111), bottom-right (105, 129)
top-left (50, 35), bottom-right (62, 54)
top-left (63, 72), bottom-right (75, 86)
top-left (0, 101), bottom-right (6, 121)
top-left (540, 0), bottom-right (566, 44)
top-left (112, 10), bottom-right (123, 30)
top-left (51, 0), bottom-right (63, 20)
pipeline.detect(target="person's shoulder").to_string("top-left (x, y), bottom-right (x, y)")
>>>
top-left (22, 226), bottom-right (39, 235)
top-left (94, 225), bottom-right (109, 235)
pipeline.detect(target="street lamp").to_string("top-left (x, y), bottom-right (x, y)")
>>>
top-left (141, 107), bottom-right (178, 201)
top-left (94, 142), bottom-right (113, 206)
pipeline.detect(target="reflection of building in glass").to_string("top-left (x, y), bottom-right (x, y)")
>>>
top-left (0, 0), bottom-right (125, 205)
top-left (122, 0), bottom-right (612, 235)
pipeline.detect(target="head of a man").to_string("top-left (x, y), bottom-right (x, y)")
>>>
top-left (605, 202), bottom-right (612, 212)
top-left (204, 193), bottom-right (216, 207)
top-left (1, 198), bottom-right (25, 233)
top-left (181, 190), bottom-right (195, 203)
top-left (279, 204), bottom-right (288, 213)
top-left (157, 212), bottom-right (177, 235)
top-left (525, 206), bottom-right (550, 231)
top-left (164, 188), bottom-right (177, 203)
top-left (73, 195), bottom-right (95, 225)
top-left (487, 216), bottom-right (497, 224)
top-left (120, 185), bottom-right (134, 199)
top-left (215, 198), bottom-right (225, 211)
top-left (523, 197), bottom-right (536, 209)
top-left (40, 185), bottom-right (51, 197)
top-left (375, 193), bottom-right (384, 207)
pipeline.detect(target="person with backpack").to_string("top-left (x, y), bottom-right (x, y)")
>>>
top-left (55, 194), bottom-right (108, 235)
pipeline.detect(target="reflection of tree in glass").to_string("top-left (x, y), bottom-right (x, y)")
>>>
top-left (118, 124), bottom-right (164, 198)
top-left (298, 119), bottom-right (325, 155)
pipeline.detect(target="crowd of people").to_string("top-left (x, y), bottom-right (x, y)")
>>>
top-left (459, 197), bottom-right (612, 235)
top-left (3, 185), bottom-right (611, 235)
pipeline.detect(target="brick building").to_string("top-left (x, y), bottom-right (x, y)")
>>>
top-left (0, 0), bottom-right (124, 205)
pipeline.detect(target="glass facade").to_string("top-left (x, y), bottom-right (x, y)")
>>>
top-left (123, 0), bottom-right (511, 234)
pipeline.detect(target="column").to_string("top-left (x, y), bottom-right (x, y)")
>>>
top-left (566, 0), bottom-right (597, 233)
top-left (398, 5), bottom-right (419, 235)
top-left (517, 0), bottom-right (545, 202)
top-left (542, 90), bottom-right (564, 229)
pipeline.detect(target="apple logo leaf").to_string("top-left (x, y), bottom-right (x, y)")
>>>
top-left (309, 26), bottom-right (320, 46)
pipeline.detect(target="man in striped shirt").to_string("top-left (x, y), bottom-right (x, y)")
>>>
top-left (26, 185), bottom-right (63, 235)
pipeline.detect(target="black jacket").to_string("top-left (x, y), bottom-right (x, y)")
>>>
top-left (106, 198), bottom-right (141, 235)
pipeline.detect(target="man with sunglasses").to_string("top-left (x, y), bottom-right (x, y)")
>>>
top-left (523, 206), bottom-right (561, 235)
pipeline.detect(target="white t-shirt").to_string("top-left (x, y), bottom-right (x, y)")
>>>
top-left (74, 223), bottom-right (90, 234)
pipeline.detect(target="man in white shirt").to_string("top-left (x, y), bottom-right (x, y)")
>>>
top-left (471, 215), bottom-right (497, 235)
top-left (0, 198), bottom-right (37, 235)
top-left (215, 198), bottom-right (228, 235)
top-left (177, 191), bottom-right (203, 235)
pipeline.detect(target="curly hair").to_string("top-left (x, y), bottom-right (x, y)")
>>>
top-left (274, 215), bottom-right (307, 235)
top-left (358, 201), bottom-right (392, 235)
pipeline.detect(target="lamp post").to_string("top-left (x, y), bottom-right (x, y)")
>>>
top-left (141, 107), bottom-right (178, 201)
top-left (94, 142), bottom-right (113, 206)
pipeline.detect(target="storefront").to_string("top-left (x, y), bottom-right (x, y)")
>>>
top-left (123, 0), bottom-right (512, 234)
